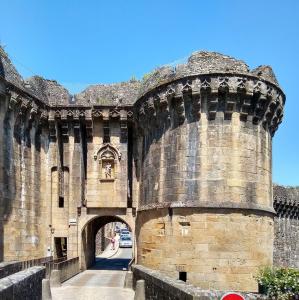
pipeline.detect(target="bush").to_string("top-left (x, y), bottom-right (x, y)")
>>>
top-left (256, 266), bottom-right (299, 299)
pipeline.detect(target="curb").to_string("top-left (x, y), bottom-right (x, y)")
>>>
top-left (105, 242), bottom-right (120, 259)
top-left (97, 241), bottom-right (120, 259)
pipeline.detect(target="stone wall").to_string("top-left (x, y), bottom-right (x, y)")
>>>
top-left (273, 185), bottom-right (299, 268)
top-left (132, 264), bottom-right (266, 300)
top-left (0, 47), bottom-right (288, 293)
top-left (139, 115), bottom-right (272, 212)
top-left (136, 208), bottom-right (273, 292)
top-left (0, 266), bottom-right (45, 300)
top-left (86, 118), bottom-right (128, 208)
top-left (0, 92), bottom-right (49, 261)
top-left (53, 256), bottom-right (79, 282)
top-left (134, 54), bottom-right (284, 291)
top-left (0, 256), bottom-right (52, 279)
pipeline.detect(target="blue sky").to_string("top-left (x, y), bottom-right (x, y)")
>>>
top-left (1, 0), bottom-right (298, 186)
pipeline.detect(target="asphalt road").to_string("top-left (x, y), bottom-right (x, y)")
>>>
top-left (91, 247), bottom-right (132, 270)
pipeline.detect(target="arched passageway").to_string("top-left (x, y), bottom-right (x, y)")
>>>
top-left (81, 215), bottom-right (132, 270)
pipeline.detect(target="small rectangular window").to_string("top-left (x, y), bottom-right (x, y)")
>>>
top-left (59, 196), bottom-right (64, 208)
top-left (179, 271), bottom-right (187, 282)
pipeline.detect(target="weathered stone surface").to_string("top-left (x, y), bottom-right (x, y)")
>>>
top-left (0, 266), bottom-right (45, 300)
top-left (75, 80), bottom-right (141, 106)
top-left (273, 185), bottom-right (299, 268)
top-left (136, 208), bottom-right (273, 292)
top-left (26, 76), bottom-right (72, 106)
top-left (0, 46), bottom-right (291, 294)
top-left (0, 46), bottom-right (25, 91)
top-left (132, 264), bottom-right (267, 300)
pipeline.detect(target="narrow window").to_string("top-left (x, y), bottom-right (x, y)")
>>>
top-left (179, 272), bottom-right (187, 282)
top-left (59, 196), bottom-right (64, 208)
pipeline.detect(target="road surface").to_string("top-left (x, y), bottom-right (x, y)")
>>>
top-left (51, 247), bottom-right (134, 300)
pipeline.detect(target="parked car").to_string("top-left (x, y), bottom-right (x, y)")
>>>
top-left (119, 236), bottom-right (133, 248)
top-left (120, 229), bottom-right (131, 238)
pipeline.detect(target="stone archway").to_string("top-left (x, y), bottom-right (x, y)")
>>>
top-left (80, 215), bottom-right (133, 270)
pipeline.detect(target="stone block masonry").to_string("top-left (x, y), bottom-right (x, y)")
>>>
top-left (0, 266), bottom-right (45, 300)
top-left (132, 264), bottom-right (267, 300)
top-left (273, 185), bottom-right (299, 268)
top-left (0, 46), bottom-right (289, 293)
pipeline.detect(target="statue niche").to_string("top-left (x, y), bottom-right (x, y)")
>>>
top-left (94, 143), bottom-right (121, 182)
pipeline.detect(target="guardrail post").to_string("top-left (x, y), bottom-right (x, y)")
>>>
top-left (134, 279), bottom-right (145, 300)
top-left (42, 278), bottom-right (52, 300)
top-left (50, 269), bottom-right (61, 287)
top-left (124, 271), bottom-right (133, 289)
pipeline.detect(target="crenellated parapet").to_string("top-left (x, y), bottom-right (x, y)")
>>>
top-left (134, 73), bottom-right (285, 137)
top-left (4, 87), bottom-right (49, 128)
top-left (274, 185), bottom-right (299, 219)
top-left (47, 106), bottom-right (134, 141)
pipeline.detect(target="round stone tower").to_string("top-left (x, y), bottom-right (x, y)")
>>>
top-left (134, 52), bottom-right (285, 292)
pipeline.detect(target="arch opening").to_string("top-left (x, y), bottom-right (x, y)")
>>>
top-left (81, 215), bottom-right (132, 270)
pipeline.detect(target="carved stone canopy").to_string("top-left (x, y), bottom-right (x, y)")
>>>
top-left (94, 143), bottom-right (122, 161)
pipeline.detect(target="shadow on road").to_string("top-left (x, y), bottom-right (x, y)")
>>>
top-left (89, 257), bottom-right (131, 271)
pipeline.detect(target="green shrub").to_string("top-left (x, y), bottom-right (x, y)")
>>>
top-left (256, 266), bottom-right (299, 299)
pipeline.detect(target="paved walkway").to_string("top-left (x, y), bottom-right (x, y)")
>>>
top-left (51, 246), bottom-right (134, 300)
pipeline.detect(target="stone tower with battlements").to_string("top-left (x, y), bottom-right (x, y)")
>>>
top-left (0, 47), bottom-right (286, 292)
top-left (134, 52), bottom-right (285, 291)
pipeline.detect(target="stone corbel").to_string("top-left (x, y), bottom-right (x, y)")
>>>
top-left (61, 122), bottom-right (69, 139)
top-left (210, 78), bottom-right (219, 94)
top-left (166, 88), bottom-right (175, 102)
top-left (19, 97), bottom-right (31, 116)
top-left (8, 91), bottom-right (21, 110)
top-left (182, 81), bottom-right (192, 101)
top-left (200, 78), bottom-right (211, 92)
top-left (30, 102), bottom-right (38, 119)
top-left (146, 97), bottom-right (156, 117)
top-left (208, 94), bottom-right (218, 120)
top-left (67, 109), bottom-right (74, 119)
top-left (191, 87), bottom-right (201, 119)
top-left (127, 110), bottom-right (133, 121)
top-left (54, 110), bottom-right (61, 120)
top-left (49, 110), bottom-right (55, 122)
top-left (85, 109), bottom-right (92, 121)
top-left (40, 109), bottom-right (49, 124)
top-left (236, 78), bottom-right (247, 94)
top-left (110, 109), bottom-right (120, 119)
top-left (224, 95), bottom-right (235, 119)
top-left (120, 119), bottom-right (128, 142)
top-left (102, 109), bottom-right (110, 121)
top-left (73, 121), bottom-right (80, 141)
top-left (79, 109), bottom-right (86, 119)
top-left (73, 110), bottom-right (80, 120)
top-left (218, 77), bottom-right (229, 93)
top-left (92, 108), bottom-right (103, 119)
top-left (49, 121), bottom-right (56, 139)
top-left (61, 109), bottom-right (68, 120)
top-left (85, 120), bottom-right (93, 140)
top-left (240, 96), bottom-right (251, 120)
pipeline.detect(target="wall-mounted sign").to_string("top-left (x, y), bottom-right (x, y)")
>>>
top-left (69, 218), bottom-right (77, 226)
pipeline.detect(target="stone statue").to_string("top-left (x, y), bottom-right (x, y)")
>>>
top-left (104, 162), bottom-right (112, 178)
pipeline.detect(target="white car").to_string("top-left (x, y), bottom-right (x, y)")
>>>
top-left (119, 236), bottom-right (133, 248)
top-left (120, 230), bottom-right (131, 238)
